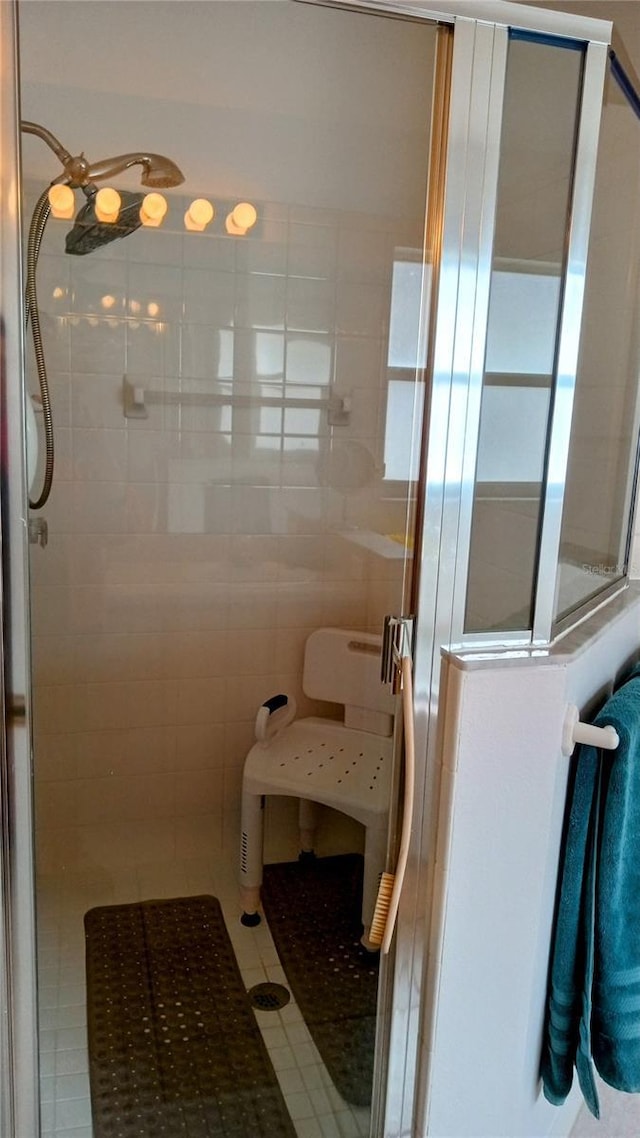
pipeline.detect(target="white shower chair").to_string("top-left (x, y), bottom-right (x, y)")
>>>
top-left (239, 628), bottom-right (395, 946)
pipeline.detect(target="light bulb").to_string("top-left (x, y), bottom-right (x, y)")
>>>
top-left (184, 198), bottom-right (215, 232)
top-left (225, 212), bottom-right (247, 236)
top-left (147, 302), bottom-right (160, 318)
top-left (95, 187), bottom-right (121, 224)
top-left (140, 192), bottom-right (167, 228)
top-left (48, 184), bottom-right (75, 220)
top-left (231, 202), bottom-right (257, 231)
top-left (101, 294), bottom-right (116, 310)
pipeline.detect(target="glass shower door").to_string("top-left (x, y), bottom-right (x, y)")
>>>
top-left (17, 3), bottom-right (448, 1135)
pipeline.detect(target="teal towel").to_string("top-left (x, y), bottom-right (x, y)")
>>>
top-left (541, 668), bottom-right (640, 1118)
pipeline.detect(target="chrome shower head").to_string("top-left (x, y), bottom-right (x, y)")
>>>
top-left (65, 189), bottom-right (145, 256)
top-left (86, 151), bottom-right (185, 189)
top-left (22, 120), bottom-right (185, 257)
top-left (21, 120), bottom-right (185, 190)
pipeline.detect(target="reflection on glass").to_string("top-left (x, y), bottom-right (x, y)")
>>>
top-left (485, 267), bottom-right (561, 375)
top-left (464, 37), bottom-right (583, 634)
top-left (554, 64), bottom-right (640, 622)
top-left (383, 256), bottom-right (430, 482)
top-left (285, 334), bottom-right (332, 384)
top-left (254, 330), bottom-right (285, 377)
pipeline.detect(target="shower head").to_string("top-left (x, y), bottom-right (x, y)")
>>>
top-left (22, 120), bottom-right (185, 191)
top-left (65, 189), bottom-right (145, 256)
top-left (86, 152), bottom-right (185, 189)
top-left (22, 120), bottom-right (185, 255)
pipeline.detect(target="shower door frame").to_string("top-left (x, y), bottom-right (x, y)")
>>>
top-left (0, 2), bottom-right (614, 1137)
top-left (0, 2), bottom-right (39, 1136)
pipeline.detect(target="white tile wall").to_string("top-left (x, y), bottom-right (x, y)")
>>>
top-left (26, 184), bottom-right (418, 873)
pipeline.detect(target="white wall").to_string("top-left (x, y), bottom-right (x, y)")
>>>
top-left (425, 591), bottom-right (640, 1137)
top-left (19, 0), bottom-right (435, 216)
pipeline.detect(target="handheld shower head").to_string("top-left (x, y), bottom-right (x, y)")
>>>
top-left (86, 152), bottom-right (185, 189)
top-left (22, 120), bottom-right (185, 257)
top-left (21, 120), bottom-right (185, 191)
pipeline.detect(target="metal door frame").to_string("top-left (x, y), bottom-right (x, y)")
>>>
top-left (0, 2), bottom-right (39, 1136)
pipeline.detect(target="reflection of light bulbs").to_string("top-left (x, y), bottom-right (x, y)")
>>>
top-left (130, 300), bottom-right (141, 315)
top-left (140, 193), bottom-right (167, 228)
top-left (225, 212), bottom-right (246, 236)
top-left (184, 198), bottom-right (215, 231)
top-left (52, 286), bottom-right (65, 300)
top-left (95, 187), bottom-right (121, 223)
top-left (48, 184), bottom-right (75, 219)
top-left (231, 202), bottom-right (257, 231)
top-left (101, 294), bottom-right (116, 310)
top-left (147, 302), bottom-right (159, 318)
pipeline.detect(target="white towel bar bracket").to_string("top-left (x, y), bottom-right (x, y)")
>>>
top-left (562, 703), bottom-right (620, 758)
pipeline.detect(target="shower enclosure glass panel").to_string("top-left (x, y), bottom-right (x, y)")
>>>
top-left (19, 3), bottom-right (442, 1135)
top-left (464, 35), bottom-right (584, 634)
top-left (554, 60), bottom-right (640, 623)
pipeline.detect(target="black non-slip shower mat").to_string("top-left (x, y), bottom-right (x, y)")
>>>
top-left (84, 895), bottom-right (296, 1138)
top-left (261, 853), bottom-right (379, 1108)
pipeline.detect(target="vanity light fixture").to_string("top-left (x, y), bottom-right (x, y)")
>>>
top-left (140, 192), bottom-right (167, 228)
top-left (94, 187), bottom-right (121, 224)
top-left (184, 198), bottom-right (215, 232)
top-left (47, 184), bottom-right (75, 219)
top-left (232, 201), bottom-right (257, 230)
top-left (225, 201), bottom-right (257, 236)
top-left (225, 212), bottom-right (245, 236)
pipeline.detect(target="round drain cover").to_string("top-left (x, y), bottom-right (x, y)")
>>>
top-left (248, 982), bottom-right (291, 1011)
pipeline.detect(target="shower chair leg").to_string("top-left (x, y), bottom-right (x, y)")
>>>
top-left (240, 788), bottom-right (264, 927)
top-left (298, 797), bottom-right (318, 857)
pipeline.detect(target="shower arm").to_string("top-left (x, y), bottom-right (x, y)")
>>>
top-left (21, 120), bottom-right (96, 188)
top-left (21, 119), bottom-right (73, 166)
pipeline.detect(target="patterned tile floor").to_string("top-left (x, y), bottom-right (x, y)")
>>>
top-left (36, 854), bottom-right (372, 1138)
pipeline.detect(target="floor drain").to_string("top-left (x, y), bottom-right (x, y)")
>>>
top-left (248, 982), bottom-right (291, 1011)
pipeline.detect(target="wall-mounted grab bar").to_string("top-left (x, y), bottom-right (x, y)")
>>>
top-left (122, 376), bottom-right (351, 425)
top-left (562, 703), bottom-right (620, 758)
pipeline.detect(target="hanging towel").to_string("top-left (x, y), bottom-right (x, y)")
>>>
top-left (541, 667), bottom-right (640, 1119)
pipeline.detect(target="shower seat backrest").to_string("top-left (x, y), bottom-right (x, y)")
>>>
top-left (302, 627), bottom-right (395, 737)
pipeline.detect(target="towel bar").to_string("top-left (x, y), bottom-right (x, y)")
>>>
top-left (562, 703), bottom-right (620, 758)
top-left (122, 376), bottom-right (351, 425)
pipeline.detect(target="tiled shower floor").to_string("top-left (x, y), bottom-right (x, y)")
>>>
top-left (36, 853), bottom-right (372, 1138)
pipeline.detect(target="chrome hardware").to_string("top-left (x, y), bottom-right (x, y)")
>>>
top-left (27, 517), bottom-right (48, 547)
top-left (8, 696), bottom-right (26, 720)
top-left (381, 616), bottom-right (414, 691)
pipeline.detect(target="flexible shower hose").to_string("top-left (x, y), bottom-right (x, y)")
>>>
top-left (25, 187), bottom-right (55, 510)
